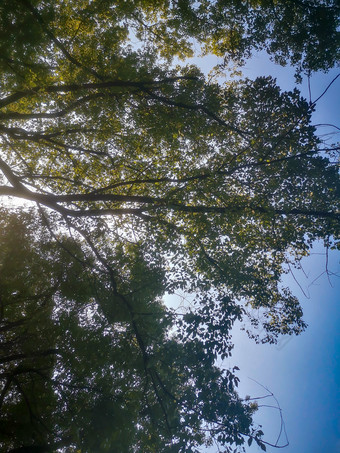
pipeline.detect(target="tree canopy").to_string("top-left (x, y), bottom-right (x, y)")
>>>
top-left (0, 1), bottom-right (339, 452)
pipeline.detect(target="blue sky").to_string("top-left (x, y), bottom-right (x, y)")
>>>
top-left (180, 52), bottom-right (340, 452)
top-left (231, 57), bottom-right (340, 453)
top-left (229, 244), bottom-right (340, 453)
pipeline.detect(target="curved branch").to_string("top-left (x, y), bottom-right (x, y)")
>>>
top-left (311, 73), bottom-right (340, 106)
top-left (0, 77), bottom-right (199, 109)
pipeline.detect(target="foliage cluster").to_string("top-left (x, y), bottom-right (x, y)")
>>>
top-left (0, 1), bottom-right (339, 451)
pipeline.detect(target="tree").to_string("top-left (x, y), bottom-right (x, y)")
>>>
top-left (0, 0), bottom-right (339, 78)
top-left (0, 1), bottom-right (339, 452)
top-left (0, 209), bottom-right (260, 453)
